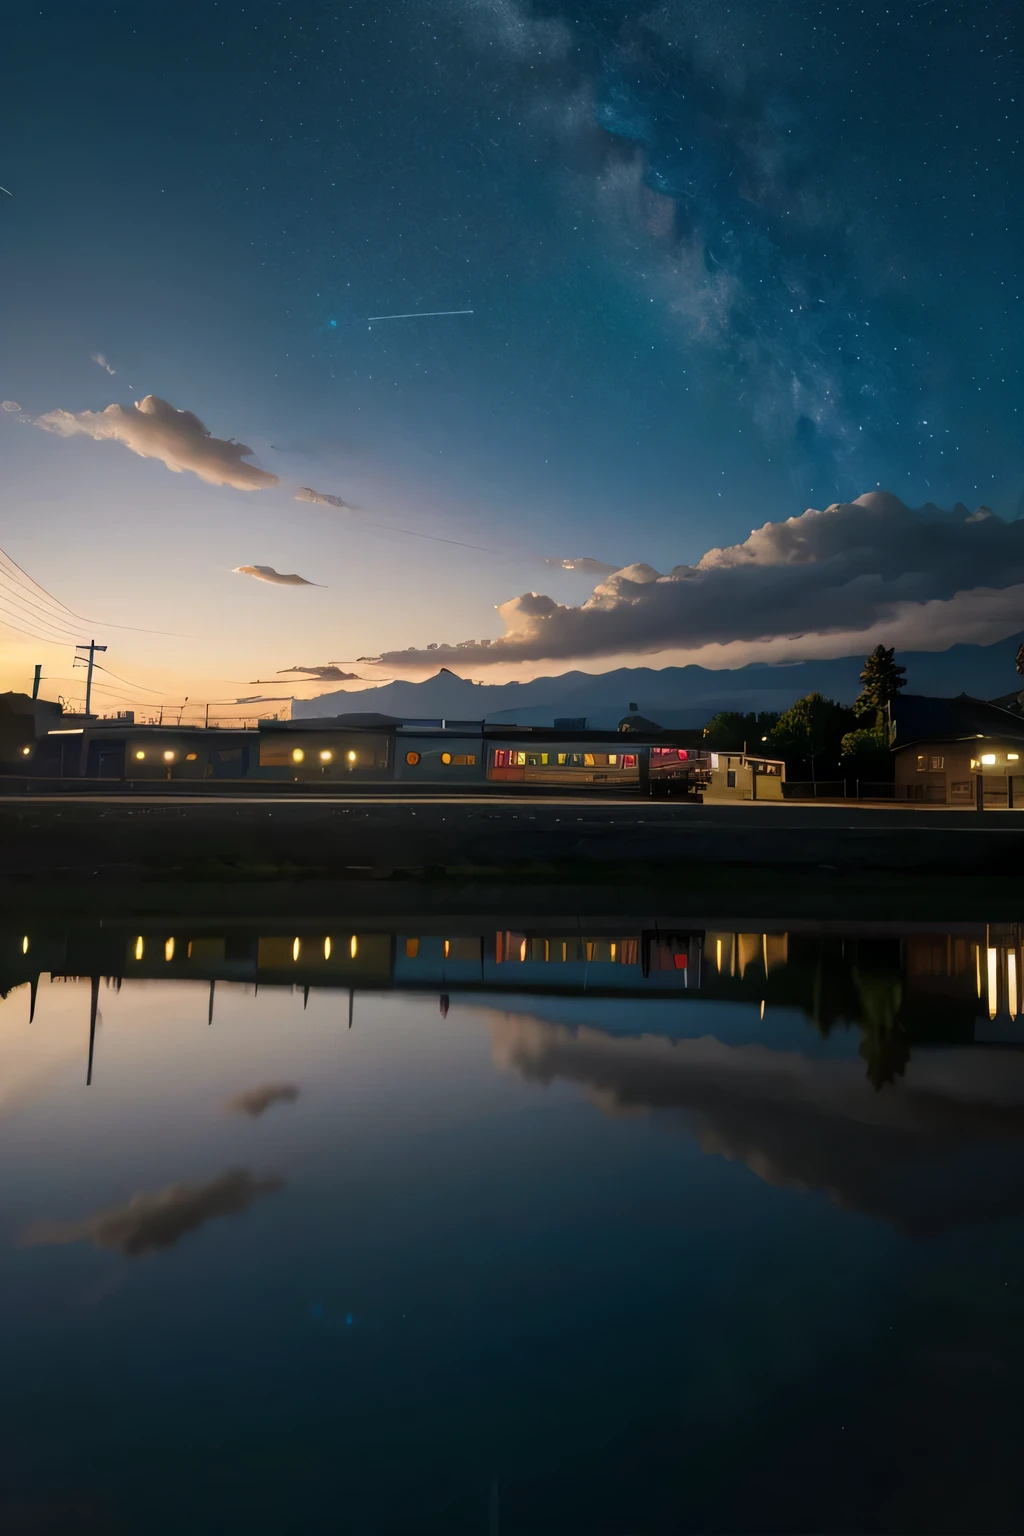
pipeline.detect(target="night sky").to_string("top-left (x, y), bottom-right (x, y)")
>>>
top-left (1, 1), bottom-right (1022, 705)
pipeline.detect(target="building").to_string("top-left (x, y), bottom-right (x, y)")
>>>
top-left (891, 694), bottom-right (1024, 806)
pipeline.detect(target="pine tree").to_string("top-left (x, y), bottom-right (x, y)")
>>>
top-left (853, 645), bottom-right (907, 727)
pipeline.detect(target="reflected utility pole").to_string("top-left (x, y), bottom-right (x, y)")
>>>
top-left (87, 976), bottom-right (99, 1085)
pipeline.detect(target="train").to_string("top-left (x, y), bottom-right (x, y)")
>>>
top-left (7, 700), bottom-right (785, 798)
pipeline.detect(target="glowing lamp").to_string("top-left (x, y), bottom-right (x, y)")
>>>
top-left (981, 754), bottom-right (996, 766)
top-left (319, 749), bottom-right (333, 762)
top-left (292, 748), bottom-right (305, 763)
top-left (21, 745), bottom-right (30, 756)
top-left (163, 750), bottom-right (175, 762)
top-left (347, 750), bottom-right (357, 762)
top-left (1009, 754), bottom-right (1019, 762)
top-left (135, 750), bottom-right (145, 761)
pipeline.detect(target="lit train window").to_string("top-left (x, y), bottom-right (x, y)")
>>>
top-left (453, 755), bottom-right (476, 765)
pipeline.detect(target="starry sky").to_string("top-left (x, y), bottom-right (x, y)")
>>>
top-left (1, 0), bottom-right (1021, 710)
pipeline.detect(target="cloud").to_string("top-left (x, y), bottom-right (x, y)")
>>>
top-left (276, 663), bottom-right (363, 681)
top-left (19, 1168), bottom-right (282, 1257)
top-left (544, 556), bottom-right (621, 576)
top-left (36, 394), bottom-right (279, 490)
top-left (234, 565), bottom-right (322, 587)
top-left (90, 352), bottom-right (116, 375)
top-left (487, 1012), bottom-right (1024, 1235)
top-left (374, 491), bottom-right (1024, 667)
top-left (296, 485), bottom-right (356, 510)
top-left (225, 1083), bottom-right (299, 1117)
top-left (1, 400), bottom-right (20, 413)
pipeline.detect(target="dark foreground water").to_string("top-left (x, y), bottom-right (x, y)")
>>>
top-left (2, 918), bottom-right (1023, 1534)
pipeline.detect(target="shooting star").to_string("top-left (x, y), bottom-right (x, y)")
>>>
top-left (366, 309), bottom-right (473, 322)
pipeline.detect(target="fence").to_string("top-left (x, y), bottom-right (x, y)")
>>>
top-left (783, 780), bottom-right (895, 800)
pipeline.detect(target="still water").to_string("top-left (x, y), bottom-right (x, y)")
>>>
top-left (2, 918), bottom-right (1023, 1534)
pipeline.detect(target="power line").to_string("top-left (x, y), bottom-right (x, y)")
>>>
top-left (0, 545), bottom-right (184, 636)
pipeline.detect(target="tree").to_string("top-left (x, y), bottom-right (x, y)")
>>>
top-left (772, 693), bottom-right (850, 788)
top-left (702, 710), bottom-right (780, 752)
top-left (840, 724), bottom-right (888, 759)
top-left (853, 645), bottom-right (906, 728)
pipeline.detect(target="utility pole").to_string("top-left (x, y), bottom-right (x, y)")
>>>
top-left (31, 664), bottom-right (41, 700)
top-left (75, 640), bottom-right (107, 718)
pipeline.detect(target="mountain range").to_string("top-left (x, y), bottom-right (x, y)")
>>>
top-left (290, 631), bottom-right (1024, 728)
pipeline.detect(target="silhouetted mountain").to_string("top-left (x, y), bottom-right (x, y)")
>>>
top-left (291, 634), bottom-right (1024, 727)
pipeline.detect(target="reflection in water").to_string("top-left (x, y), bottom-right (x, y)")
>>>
top-left (18, 1169), bottom-right (283, 1258)
top-left (5, 919), bottom-right (1022, 1088)
top-left (224, 1083), bottom-right (299, 1118)
top-left (2, 914), bottom-right (1024, 1533)
top-left (487, 1012), bottom-right (1024, 1234)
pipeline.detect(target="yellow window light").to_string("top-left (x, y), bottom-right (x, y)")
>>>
top-left (292, 937), bottom-right (301, 961)
top-left (319, 749), bottom-right (333, 762)
top-left (350, 935), bottom-right (358, 958)
top-left (135, 750), bottom-right (146, 761)
top-left (164, 937), bottom-right (175, 962)
top-left (186, 752), bottom-right (198, 761)
top-left (981, 754), bottom-right (997, 765)
top-left (292, 748), bottom-right (305, 763)
top-left (1009, 754), bottom-right (1020, 762)
top-left (163, 750), bottom-right (175, 762)
top-left (324, 936), bottom-right (332, 959)
top-left (135, 936), bottom-right (144, 961)
top-left (988, 946), bottom-right (998, 1019)
top-left (21, 935), bottom-right (29, 954)
top-left (347, 750), bottom-right (357, 763)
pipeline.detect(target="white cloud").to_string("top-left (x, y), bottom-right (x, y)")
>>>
top-left (90, 352), bottom-right (116, 375)
top-left (375, 491), bottom-right (1024, 667)
top-left (234, 565), bottom-right (321, 587)
top-left (543, 556), bottom-right (621, 575)
top-left (36, 394), bottom-right (279, 490)
top-left (295, 485), bottom-right (356, 509)
top-left (1, 400), bottom-right (20, 412)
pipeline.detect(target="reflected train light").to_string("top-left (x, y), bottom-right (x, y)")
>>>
top-left (350, 935), bottom-right (358, 959)
top-left (135, 936), bottom-right (144, 960)
top-left (987, 946), bottom-right (998, 1019)
top-left (1009, 951), bottom-right (1018, 1020)
top-left (293, 937), bottom-right (301, 962)
top-left (324, 936), bottom-right (331, 960)
top-left (164, 937), bottom-right (175, 962)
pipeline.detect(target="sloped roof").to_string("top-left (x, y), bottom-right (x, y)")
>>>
top-left (890, 693), bottom-right (1024, 749)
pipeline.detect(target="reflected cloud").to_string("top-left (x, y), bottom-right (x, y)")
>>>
top-left (225, 1083), bottom-right (299, 1117)
top-left (19, 1168), bottom-right (282, 1257)
top-left (488, 1013), bottom-right (1024, 1233)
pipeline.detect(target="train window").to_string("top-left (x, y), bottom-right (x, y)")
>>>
top-left (622, 754), bottom-right (637, 769)
top-left (441, 752), bottom-right (452, 765)
top-left (186, 752), bottom-right (198, 761)
top-left (557, 753), bottom-right (567, 765)
top-left (406, 751), bottom-right (420, 766)
top-left (584, 753), bottom-right (595, 767)
top-left (608, 754), bottom-right (617, 766)
top-left (453, 754), bottom-right (476, 765)
top-left (405, 938), bottom-right (419, 958)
